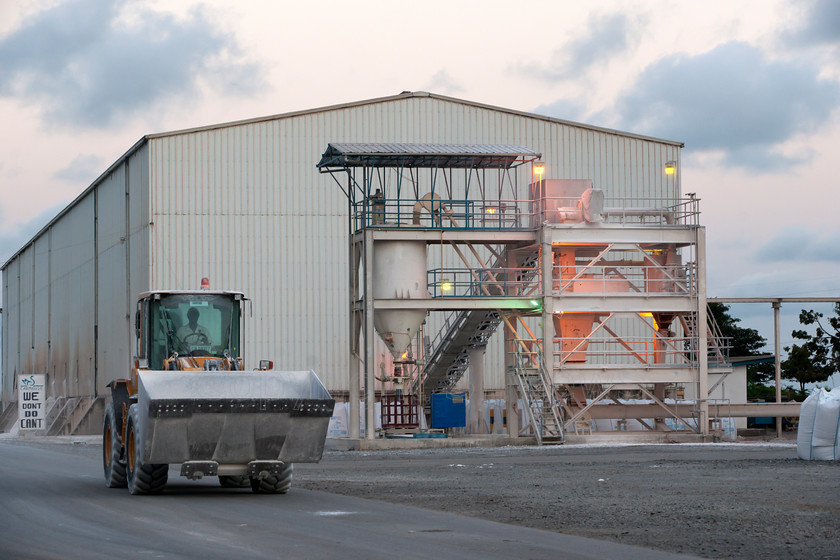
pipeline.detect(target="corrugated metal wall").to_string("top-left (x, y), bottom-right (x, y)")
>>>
top-left (2, 258), bottom-right (21, 403)
top-left (96, 165), bottom-right (129, 393)
top-left (145, 94), bottom-right (680, 393)
top-left (1, 144), bottom-right (150, 403)
top-left (2, 195), bottom-right (97, 402)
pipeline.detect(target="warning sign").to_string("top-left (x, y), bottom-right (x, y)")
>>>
top-left (18, 374), bottom-right (46, 430)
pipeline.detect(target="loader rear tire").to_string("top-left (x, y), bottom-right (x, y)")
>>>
top-left (125, 404), bottom-right (168, 495)
top-left (219, 475), bottom-right (250, 488)
top-left (250, 464), bottom-right (293, 494)
top-left (103, 403), bottom-right (126, 488)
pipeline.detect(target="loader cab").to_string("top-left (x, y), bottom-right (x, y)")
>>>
top-left (135, 291), bottom-right (243, 371)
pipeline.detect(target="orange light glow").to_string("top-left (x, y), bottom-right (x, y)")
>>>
top-left (639, 312), bottom-right (659, 331)
top-left (533, 161), bottom-right (545, 177)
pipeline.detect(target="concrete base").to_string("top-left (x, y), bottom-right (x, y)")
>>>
top-left (0, 403), bottom-right (19, 433)
top-left (326, 435), bottom-right (538, 451)
top-left (737, 428), bottom-right (768, 437)
top-left (325, 431), bottom-right (717, 450)
top-left (564, 432), bottom-right (714, 444)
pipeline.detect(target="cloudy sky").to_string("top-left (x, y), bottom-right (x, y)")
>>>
top-left (1, 0), bottom-right (838, 377)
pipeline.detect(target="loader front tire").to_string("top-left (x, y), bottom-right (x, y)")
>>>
top-left (250, 463), bottom-right (293, 494)
top-left (125, 404), bottom-right (168, 495)
top-left (219, 475), bottom-right (250, 488)
top-left (103, 403), bottom-right (126, 488)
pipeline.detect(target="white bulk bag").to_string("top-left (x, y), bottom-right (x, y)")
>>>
top-left (797, 388), bottom-right (840, 460)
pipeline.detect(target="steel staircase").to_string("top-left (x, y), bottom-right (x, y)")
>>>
top-left (679, 305), bottom-right (732, 368)
top-left (417, 249), bottom-right (540, 403)
top-left (419, 309), bottom-right (502, 400)
top-left (508, 341), bottom-right (565, 444)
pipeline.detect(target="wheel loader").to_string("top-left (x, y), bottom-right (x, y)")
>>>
top-left (103, 286), bottom-right (335, 495)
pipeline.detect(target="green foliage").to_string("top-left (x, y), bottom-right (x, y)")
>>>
top-left (746, 381), bottom-right (776, 400)
top-left (746, 381), bottom-right (806, 402)
top-left (782, 343), bottom-right (833, 393)
top-left (784, 303), bottom-right (840, 391)
top-left (708, 302), bottom-right (772, 386)
top-left (796, 303), bottom-right (840, 366)
top-left (708, 302), bottom-right (767, 355)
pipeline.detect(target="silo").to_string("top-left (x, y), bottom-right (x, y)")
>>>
top-left (372, 240), bottom-right (428, 358)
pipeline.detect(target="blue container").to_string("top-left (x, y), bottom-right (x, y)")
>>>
top-left (430, 393), bottom-right (466, 428)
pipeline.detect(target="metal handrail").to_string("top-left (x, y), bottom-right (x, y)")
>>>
top-left (508, 343), bottom-right (564, 443)
top-left (552, 263), bottom-right (694, 296)
top-left (428, 267), bottom-right (539, 298)
top-left (705, 306), bottom-right (732, 365)
top-left (353, 196), bottom-right (701, 232)
top-left (550, 336), bottom-right (699, 366)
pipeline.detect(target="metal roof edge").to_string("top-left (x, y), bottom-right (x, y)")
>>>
top-left (729, 354), bottom-right (776, 366)
top-left (145, 91), bottom-right (685, 148)
top-left (420, 91), bottom-right (685, 148)
top-left (145, 91), bottom-right (423, 140)
top-left (2, 135), bottom-right (150, 271)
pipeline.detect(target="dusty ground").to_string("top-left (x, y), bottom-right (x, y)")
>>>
top-left (296, 441), bottom-right (840, 560)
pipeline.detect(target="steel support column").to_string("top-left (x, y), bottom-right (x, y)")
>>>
top-left (349, 238), bottom-right (361, 439)
top-left (541, 237), bottom-right (554, 376)
top-left (468, 347), bottom-right (485, 434)
top-left (364, 229), bottom-right (375, 440)
top-left (697, 227), bottom-right (709, 435)
top-left (773, 301), bottom-right (782, 436)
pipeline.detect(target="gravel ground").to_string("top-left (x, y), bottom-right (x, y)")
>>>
top-left (295, 442), bottom-right (840, 560)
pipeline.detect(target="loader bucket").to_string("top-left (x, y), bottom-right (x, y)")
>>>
top-left (134, 370), bottom-right (335, 465)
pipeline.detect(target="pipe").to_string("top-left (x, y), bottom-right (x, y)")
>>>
top-left (413, 193), bottom-right (444, 225)
top-left (412, 193), bottom-right (458, 226)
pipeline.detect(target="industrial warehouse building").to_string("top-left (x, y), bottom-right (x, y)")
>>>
top-left (0, 91), bottom-right (688, 435)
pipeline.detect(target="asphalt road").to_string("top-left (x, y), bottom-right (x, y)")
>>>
top-left (0, 437), bottom-right (699, 560)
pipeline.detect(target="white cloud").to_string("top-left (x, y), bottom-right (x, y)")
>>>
top-left (425, 70), bottom-right (464, 96)
top-left (531, 98), bottom-right (588, 123)
top-left (0, 202), bottom-right (67, 264)
top-left (783, 0), bottom-right (840, 48)
top-left (515, 12), bottom-right (646, 82)
top-left (0, 0), bottom-right (263, 129)
top-left (52, 154), bottom-right (103, 183)
top-left (611, 42), bottom-right (840, 170)
top-left (755, 226), bottom-right (840, 263)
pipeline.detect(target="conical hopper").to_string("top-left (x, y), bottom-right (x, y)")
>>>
top-left (372, 240), bottom-right (429, 358)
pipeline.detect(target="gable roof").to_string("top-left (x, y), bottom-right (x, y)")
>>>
top-left (149, 91), bottom-right (684, 147)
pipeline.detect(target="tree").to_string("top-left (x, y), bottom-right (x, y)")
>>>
top-left (782, 343), bottom-right (833, 394)
top-left (708, 302), bottom-right (774, 384)
top-left (786, 303), bottom-right (840, 390)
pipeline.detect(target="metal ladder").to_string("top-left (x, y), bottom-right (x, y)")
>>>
top-left (509, 341), bottom-right (565, 445)
top-left (679, 305), bottom-right (732, 367)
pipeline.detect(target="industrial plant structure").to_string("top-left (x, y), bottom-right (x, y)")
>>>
top-left (318, 142), bottom-right (728, 441)
top-left (2, 91), bottom-right (730, 439)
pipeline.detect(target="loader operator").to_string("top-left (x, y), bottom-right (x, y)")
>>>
top-left (177, 307), bottom-right (213, 347)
